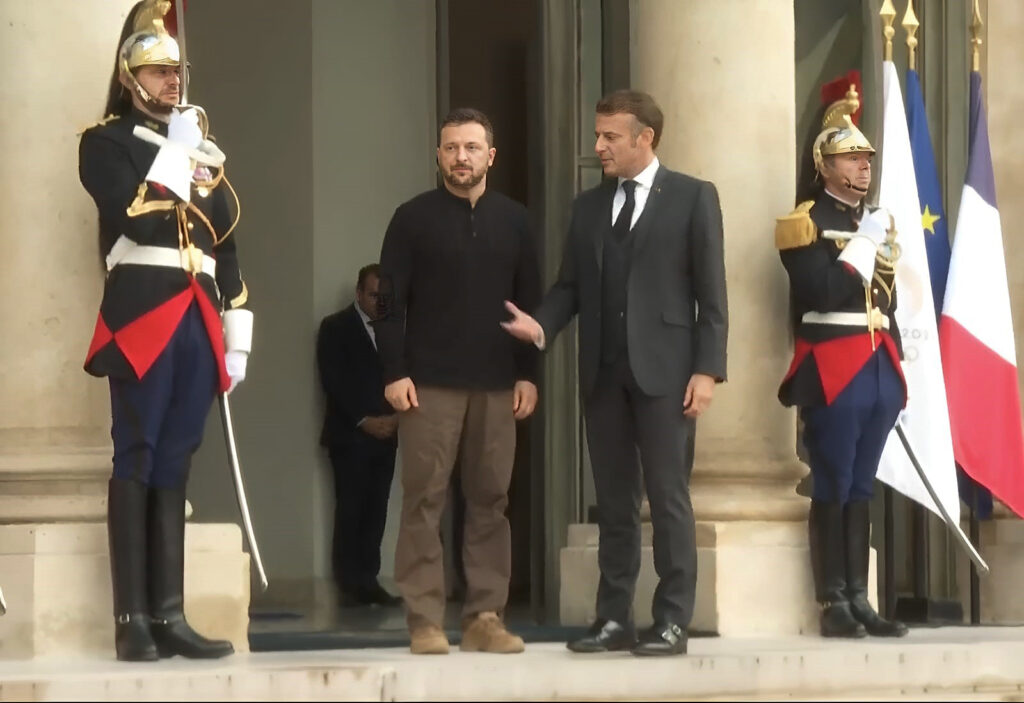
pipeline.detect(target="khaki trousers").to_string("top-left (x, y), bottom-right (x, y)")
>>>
top-left (394, 386), bottom-right (515, 629)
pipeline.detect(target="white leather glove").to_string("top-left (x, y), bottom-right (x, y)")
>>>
top-left (145, 108), bottom-right (203, 202)
top-left (839, 208), bottom-right (891, 283)
top-left (855, 207), bottom-right (891, 247)
top-left (222, 308), bottom-right (253, 394)
top-left (168, 108), bottom-right (203, 148)
top-left (225, 350), bottom-right (248, 394)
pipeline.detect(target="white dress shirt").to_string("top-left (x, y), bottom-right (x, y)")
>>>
top-left (611, 156), bottom-right (660, 229)
top-left (355, 304), bottom-right (378, 427)
top-left (356, 303), bottom-right (376, 350)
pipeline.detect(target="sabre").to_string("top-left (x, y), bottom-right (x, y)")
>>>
top-left (175, 0), bottom-right (189, 104)
top-left (895, 422), bottom-right (989, 575)
top-left (219, 393), bottom-right (269, 591)
top-left (167, 0), bottom-right (267, 591)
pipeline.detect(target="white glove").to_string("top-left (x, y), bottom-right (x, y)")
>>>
top-left (840, 208), bottom-right (892, 283)
top-left (168, 108), bottom-right (203, 148)
top-left (145, 108), bottom-right (203, 203)
top-left (225, 350), bottom-right (248, 394)
top-left (855, 207), bottom-right (891, 247)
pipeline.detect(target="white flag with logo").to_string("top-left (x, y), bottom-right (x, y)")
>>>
top-left (875, 60), bottom-right (960, 521)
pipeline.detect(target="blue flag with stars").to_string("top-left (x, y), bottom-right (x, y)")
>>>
top-left (905, 69), bottom-right (950, 317)
top-left (906, 68), bottom-right (992, 518)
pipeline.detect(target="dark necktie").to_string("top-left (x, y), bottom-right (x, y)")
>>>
top-left (613, 180), bottom-right (638, 242)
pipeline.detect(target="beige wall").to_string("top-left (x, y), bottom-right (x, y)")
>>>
top-left (631, 0), bottom-right (805, 518)
top-left (0, 0), bottom-right (134, 454)
top-left (182, 0), bottom-right (437, 603)
top-left (310, 0), bottom-right (437, 584)
top-left (177, 0), bottom-right (318, 602)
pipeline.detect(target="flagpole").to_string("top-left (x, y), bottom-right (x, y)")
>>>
top-left (971, 0), bottom-right (983, 73)
top-left (969, 485), bottom-right (981, 624)
top-left (901, 0), bottom-right (933, 613)
top-left (903, 0), bottom-right (919, 72)
top-left (966, 6), bottom-right (984, 625)
top-left (880, 0), bottom-right (896, 62)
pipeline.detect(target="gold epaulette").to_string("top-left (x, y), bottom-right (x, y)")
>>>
top-left (76, 113), bottom-right (120, 136)
top-left (774, 200), bottom-right (817, 250)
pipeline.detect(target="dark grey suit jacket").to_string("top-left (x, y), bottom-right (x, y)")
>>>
top-left (535, 165), bottom-right (728, 399)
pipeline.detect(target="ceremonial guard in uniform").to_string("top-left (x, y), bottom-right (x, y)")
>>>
top-left (776, 85), bottom-right (908, 639)
top-left (78, 0), bottom-right (251, 661)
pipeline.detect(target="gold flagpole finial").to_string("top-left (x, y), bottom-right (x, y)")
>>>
top-left (971, 0), bottom-right (984, 73)
top-left (903, 0), bottom-right (920, 71)
top-left (880, 0), bottom-right (897, 62)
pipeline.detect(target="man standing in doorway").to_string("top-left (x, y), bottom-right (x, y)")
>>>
top-left (317, 264), bottom-right (400, 608)
top-left (376, 108), bottom-right (541, 655)
top-left (503, 90), bottom-right (728, 657)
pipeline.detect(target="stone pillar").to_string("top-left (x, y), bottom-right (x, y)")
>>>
top-left (633, 0), bottom-right (833, 636)
top-left (951, 0), bottom-right (1024, 624)
top-left (561, 0), bottom-right (877, 636)
top-left (0, 0), bottom-right (248, 657)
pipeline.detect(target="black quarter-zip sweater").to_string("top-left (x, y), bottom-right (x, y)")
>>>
top-left (375, 186), bottom-right (541, 390)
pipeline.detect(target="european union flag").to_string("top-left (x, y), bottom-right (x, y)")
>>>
top-left (905, 69), bottom-right (951, 316)
top-left (907, 68), bottom-right (992, 519)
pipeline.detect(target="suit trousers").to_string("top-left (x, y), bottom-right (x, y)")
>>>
top-left (394, 386), bottom-right (515, 629)
top-left (584, 356), bottom-right (697, 626)
top-left (328, 439), bottom-right (397, 592)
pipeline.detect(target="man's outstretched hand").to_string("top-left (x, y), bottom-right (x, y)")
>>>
top-left (501, 301), bottom-right (544, 347)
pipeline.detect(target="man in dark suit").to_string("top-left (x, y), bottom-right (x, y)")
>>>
top-left (503, 90), bottom-right (728, 656)
top-left (317, 264), bottom-right (400, 607)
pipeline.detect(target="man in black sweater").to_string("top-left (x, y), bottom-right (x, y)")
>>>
top-left (376, 108), bottom-right (540, 655)
top-left (317, 264), bottom-right (400, 608)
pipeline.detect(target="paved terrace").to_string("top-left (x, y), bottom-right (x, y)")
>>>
top-left (0, 626), bottom-right (1023, 700)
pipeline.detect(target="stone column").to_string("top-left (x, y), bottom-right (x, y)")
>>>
top-left (0, 0), bottom-right (248, 657)
top-left (561, 0), bottom-right (857, 636)
top-left (952, 0), bottom-right (1024, 624)
top-left (633, 0), bottom-right (824, 636)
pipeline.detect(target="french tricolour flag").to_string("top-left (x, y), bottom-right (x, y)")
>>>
top-left (939, 71), bottom-right (1024, 518)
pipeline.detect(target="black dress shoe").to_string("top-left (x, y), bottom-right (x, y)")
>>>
top-left (567, 619), bottom-right (637, 653)
top-left (362, 581), bottom-right (402, 607)
top-left (338, 588), bottom-right (368, 608)
top-left (631, 622), bottom-right (687, 657)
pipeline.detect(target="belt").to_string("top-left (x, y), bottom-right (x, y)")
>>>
top-left (106, 235), bottom-right (216, 278)
top-left (802, 310), bottom-right (889, 330)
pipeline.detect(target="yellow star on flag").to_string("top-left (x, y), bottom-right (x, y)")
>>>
top-left (922, 204), bottom-right (941, 234)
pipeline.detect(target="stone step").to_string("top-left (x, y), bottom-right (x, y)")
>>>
top-left (0, 628), bottom-right (1021, 701)
top-left (0, 523), bottom-right (249, 658)
top-left (561, 520), bottom-right (850, 636)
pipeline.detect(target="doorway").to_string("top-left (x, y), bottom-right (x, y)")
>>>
top-left (437, 0), bottom-right (539, 613)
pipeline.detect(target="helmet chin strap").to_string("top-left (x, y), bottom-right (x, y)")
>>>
top-left (129, 76), bottom-right (174, 116)
top-left (844, 176), bottom-right (868, 194)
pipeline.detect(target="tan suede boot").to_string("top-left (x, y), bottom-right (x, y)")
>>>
top-left (459, 612), bottom-right (525, 653)
top-left (409, 624), bottom-right (450, 655)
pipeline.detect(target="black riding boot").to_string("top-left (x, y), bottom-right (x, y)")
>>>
top-left (108, 478), bottom-right (159, 661)
top-left (809, 500), bottom-right (867, 638)
top-left (147, 485), bottom-right (234, 659)
top-left (844, 500), bottom-right (908, 637)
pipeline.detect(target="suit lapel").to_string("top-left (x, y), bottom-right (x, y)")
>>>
top-left (630, 166), bottom-right (668, 253)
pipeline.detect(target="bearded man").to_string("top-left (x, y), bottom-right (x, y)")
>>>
top-left (375, 108), bottom-right (541, 655)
